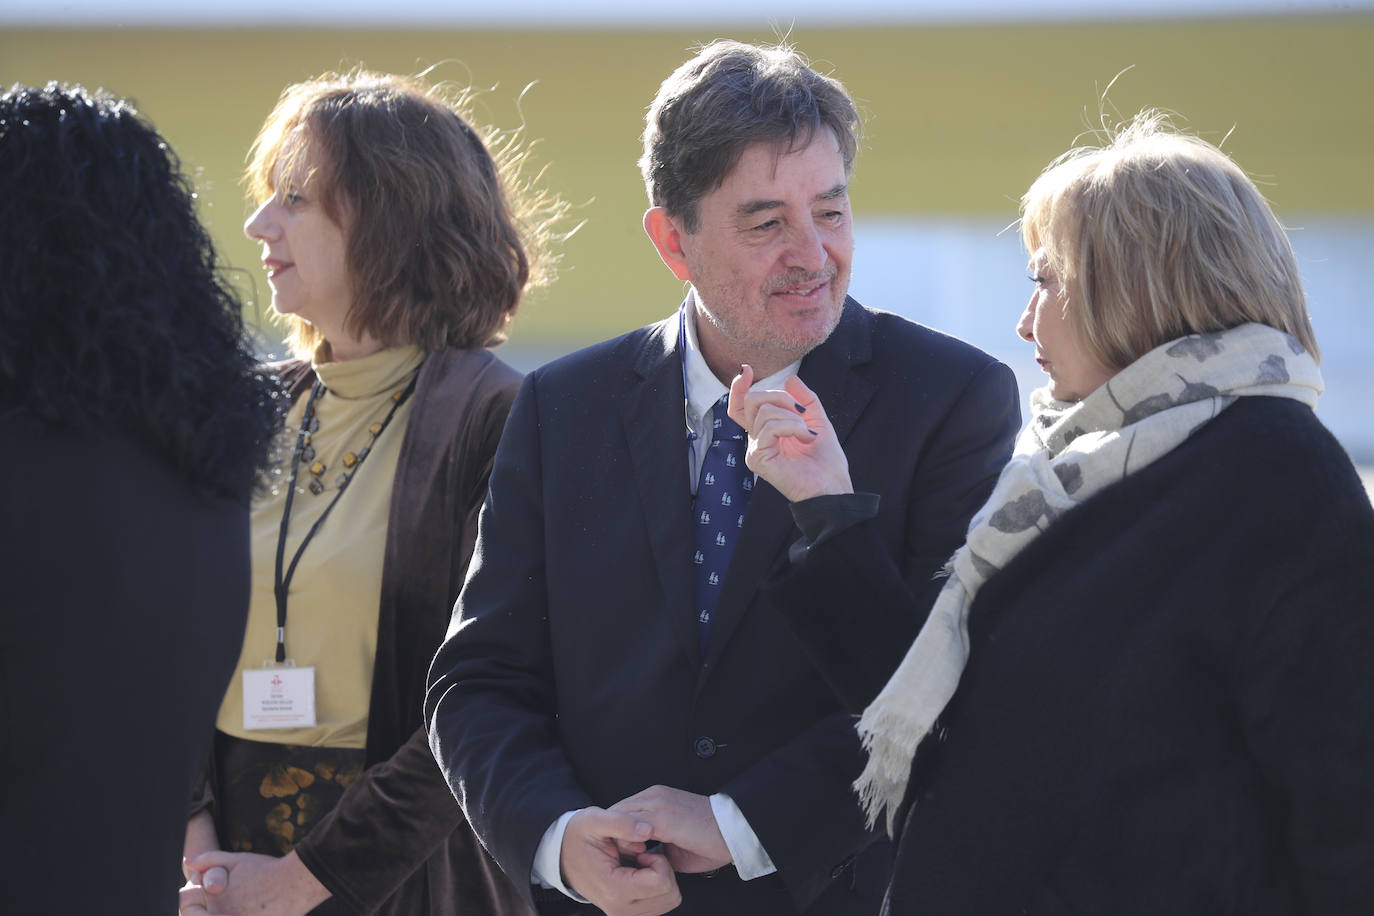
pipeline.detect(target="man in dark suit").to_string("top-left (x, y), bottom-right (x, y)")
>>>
top-left (426, 39), bottom-right (1020, 916)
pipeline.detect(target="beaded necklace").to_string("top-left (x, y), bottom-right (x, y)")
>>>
top-left (296, 375), bottom-right (416, 495)
top-left (270, 372), bottom-right (418, 662)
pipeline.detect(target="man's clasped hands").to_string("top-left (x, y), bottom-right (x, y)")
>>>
top-left (560, 785), bottom-right (734, 916)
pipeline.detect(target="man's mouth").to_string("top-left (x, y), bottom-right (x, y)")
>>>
top-left (774, 280), bottom-right (827, 298)
top-left (770, 270), bottom-right (835, 299)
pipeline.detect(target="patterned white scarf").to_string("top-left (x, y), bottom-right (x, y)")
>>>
top-left (854, 322), bottom-right (1323, 833)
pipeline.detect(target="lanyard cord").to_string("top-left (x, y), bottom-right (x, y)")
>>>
top-left (271, 372), bottom-right (417, 662)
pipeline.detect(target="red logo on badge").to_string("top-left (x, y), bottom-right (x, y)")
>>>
top-left (271, 674), bottom-right (283, 690)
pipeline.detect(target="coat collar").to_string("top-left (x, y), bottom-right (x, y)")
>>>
top-left (619, 299), bottom-right (879, 674)
top-left (621, 310), bottom-right (700, 665)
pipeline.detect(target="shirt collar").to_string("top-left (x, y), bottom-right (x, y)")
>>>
top-left (680, 292), bottom-right (801, 439)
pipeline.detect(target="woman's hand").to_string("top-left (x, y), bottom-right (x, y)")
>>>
top-left (181, 810), bottom-right (228, 914)
top-left (179, 849), bottom-right (330, 916)
top-left (727, 365), bottom-right (853, 503)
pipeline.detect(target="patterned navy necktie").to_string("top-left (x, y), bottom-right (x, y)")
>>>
top-left (692, 394), bottom-right (753, 654)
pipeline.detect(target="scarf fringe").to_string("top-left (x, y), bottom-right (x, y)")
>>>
top-left (855, 702), bottom-right (927, 834)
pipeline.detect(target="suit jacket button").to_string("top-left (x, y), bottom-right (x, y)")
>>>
top-left (694, 736), bottom-right (717, 758)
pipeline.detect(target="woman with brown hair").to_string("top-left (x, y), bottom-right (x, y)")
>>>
top-left (730, 111), bottom-right (1374, 913)
top-left (180, 69), bottom-right (566, 916)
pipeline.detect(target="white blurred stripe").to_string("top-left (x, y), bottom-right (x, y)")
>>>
top-left (4, 0), bottom-right (1373, 28)
top-left (848, 214), bottom-right (1374, 462)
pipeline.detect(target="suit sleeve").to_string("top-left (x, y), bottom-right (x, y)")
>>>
top-left (731, 359), bottom-right (1019, 905)
top-left (769, 358), bottom-right (1018, 712)
top-left (425, 373), bottom-right (593, 907)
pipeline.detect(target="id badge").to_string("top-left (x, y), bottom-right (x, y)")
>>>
top-left (242, 664), bottom-right (317, 730)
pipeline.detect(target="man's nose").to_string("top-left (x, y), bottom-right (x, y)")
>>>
top-left (783, 221), bottom-right (827, 273)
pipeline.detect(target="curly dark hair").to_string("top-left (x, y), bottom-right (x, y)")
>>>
top-left (0, 82), bottom-right (281, 501)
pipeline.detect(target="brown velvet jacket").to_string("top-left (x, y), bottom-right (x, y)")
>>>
top-left (255, 347), bottom-right (530, 916)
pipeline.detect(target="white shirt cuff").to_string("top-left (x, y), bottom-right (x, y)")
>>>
top-left (710, 792), bottom-right (776, 880)
top-left (531, 809), bottom-right (590, 902)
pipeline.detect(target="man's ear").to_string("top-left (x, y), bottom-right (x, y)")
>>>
top-left (643, 207), bottom-right (692, 283)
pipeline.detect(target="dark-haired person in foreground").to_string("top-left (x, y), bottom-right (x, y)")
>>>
top-left (0, 82), bottom-right (280, 915)
top-left (177, 70), bottom-right (565, 916)
top-left (426, 40), bottom-right (1020, 916)
top-left (733, 112), bottom-right (1374, 914)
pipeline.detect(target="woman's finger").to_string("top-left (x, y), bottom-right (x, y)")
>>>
top-left (202, 865), bottom-right (229, 893)
top-left (727, 364), bottom-right (755, 429)
top-left (178, 882), bottom-right (212, 915)
top-left (751, 404), bottom-right (815, 448)
top-left (731, 379), bottom-right (812, 436)
top-left (782, 374), bottom-right (824, 415)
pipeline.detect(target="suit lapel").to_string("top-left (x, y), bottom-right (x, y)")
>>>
top-left (621, 313), bottom-right (701, 667)
top-left (702, 299), bottom-right (877, 673)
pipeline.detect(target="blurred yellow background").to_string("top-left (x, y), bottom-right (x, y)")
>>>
top-left (4, 16), bottom-right (1370, 359)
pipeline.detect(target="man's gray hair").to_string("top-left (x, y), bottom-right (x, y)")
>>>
top-left (640, 40), bottom-right (861, 233)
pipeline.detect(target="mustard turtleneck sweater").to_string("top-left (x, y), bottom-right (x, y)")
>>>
top-left (217, 345), bottom-right (424, 747)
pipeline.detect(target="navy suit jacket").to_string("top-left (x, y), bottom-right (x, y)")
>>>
top-left (426, 298), bottom-right (1020, 915)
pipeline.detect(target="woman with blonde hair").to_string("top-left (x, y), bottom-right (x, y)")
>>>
top-left (730, 111), bottom-right (1374, 913)
top-left (180, 70), bottom-right (565, 916)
